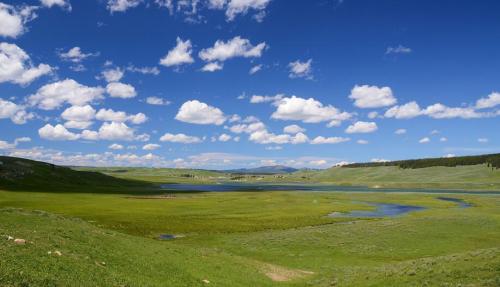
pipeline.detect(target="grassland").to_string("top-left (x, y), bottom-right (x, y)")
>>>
top-left (79, 164), bottom-right (500, 191)
top-left (1, 156), bottom-right (499, 286)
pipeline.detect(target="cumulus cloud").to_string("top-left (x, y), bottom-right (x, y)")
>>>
top-left (422, 103), bottom-right (483, 119)
top-left (476, 92), bottom-right (500, 109)
top-left (384, 101), bottom-right (421, 119)
top-left (59, 47), bottom-right (96, 63)
top-left (93, 122), bottom-right (135, 141)
top-left (61, 105), bottom-right (96, 122)
top-left (143, 143), bottom-right (161, 150)
top-left (40, 0), bottom-right (72, 10)
top-left (28, 79), bottom-right (105, 110)
top-left (249, 130), bottom-right (307, 145)
top-left (108, 143), bottom-right (124, 150)
top-left (345, 121), bottom-right (378, 134)
top-left (160, 37), bottom-right (194, 67)
top-left (39, 124), bottom-right (80, 141)
top-left (218, 133), bottom-right (232, 142)
top-left (101, 68), bottom-right (124, 82)
top-left (357, 139), bottom-right (369, 144)
top-left (199, 36), bottom-right (266, 62)
top-left (0, 42), bottom-right (53, 85)
top-left (208, 0), bottom-right (271, 21)
top-left (160, 133), bottom-right (202, 143)
top-left (250, 94), bottom-right (283, 104)
top-left (288, 59), bottom-right (312, 79)
top-left (146, 96), bottom-right (170, 105)
top-left (107, 0), bottom-right (142, 13)
top-left (419, 137), bottom-right (430, 144)
top-left (0, 3), bottom-right (37, 38)
top-left (0, 98), bottom-right (33, 124)
top-left (175, 100), bottom-right (226, 125)
top-left (283, 124), bottom-right (305, 134)
top-left (349, 85), bottom-right (396, 108)
top-left (229, 121), bottom-right (266, 134)
top-left (126, 65), bottom-right (160, 75)
top-left (106, 82), bottom-right (137, 98)
top-left (310, 136), bottom-right (350, 144)
top-left (95, 108), bottom-right (147, 124)
top-left (271, 96), bottom-right (351, 124)
top-left (201, 62), bottom-right (223, 72)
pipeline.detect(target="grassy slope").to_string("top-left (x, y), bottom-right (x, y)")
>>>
top-left (1, 190), bottom-right (499, 286)
top-left (259, 164), bottom-right (500, 190)
top-left (0, 156), bottom-right (154, 193)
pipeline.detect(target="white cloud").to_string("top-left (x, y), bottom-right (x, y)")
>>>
top-left (0, 140), bottom-right (16, 150)
top-left (175, 100), bottom-right (226, 125)
top-left (367, 111), bottom-right (379, 119)
top-left (106, 82), bottom-right (137, 98)
top-left (249, 64), bottom-right (262, 74)
top-left (385, 45), bottom-right (412, 55)
top-left (95, 108), bottom-right (147, 124)
top-left (384, 101), bottom-right (421, 119)
top-left (371, 158), bottom-right (390, 163)
top-left (95, 122), bottom-right (135, 141)
top-left (39, 124), bottom-right (80, 141)
top-left (0, 98), bottom-right (33, 124)
top-left (107, 0), bottom-right (142, 13)
top-left (40, 0), bottom-right (72, 10)
top-left (0, 42), bottom-right (53, 85)
top-left (283, 124), bottom-right (305, 134)
top-left (201, 62), bottom-right (223, 72)
top-left (271, 96), bottom-right (351, 124)
top-left (224, 0), bottom-right (271, 21)
top-left (265, 146), bottom-right (282, 151)
top-left (476, 92), bottom-right (500, 109)
top-left (395, 128), bottom-right (407, 135)
top-left (422, 103), bottom-right (483, 119)
top-left (440, 137), bottom-right (448, 142)
top-left (478, 138), bottom-right (489, 143)
top-left (345, 121), bottom-right (378, 134)
top-left (229, 121), bottom-right (266, 134)
top-left (64, 120), bottom-right (93, 130)
top-left (0, 3), bottom-right (37, 38)
top-left (59, 47), bottom-right (96, 63)
top-left (349, 85), bottom-right (396, 108)
top-left (146, 96), bottom-right (170, 105)
top-left (218, 133), bottom-right (232, 142)
top-left (101, 68), bottom-right (124, 82)
top-left (143, 143), bottom-right (161, 150)
top-left (28, 79), bottom-right (105, 110)
top-left (249, 130), bottom-right (291, 144)
top-left (109, 143), bottom-right (124, 150)
top-left (199, 36), bottom-right (266, 62)
top-left (288, 59), bottom-right (312, 79)
top-left (310, 136), bottom-right (350, 144)
top-left (160, 133), bottom-right (202, 143)
top-left (419, 137), bottom-right (430, 144)
top-left (61, 105), bottom-right (96, 122)
top-left (250, 94), bottom-right (283, 104)
top-left (126, 65), bottom-right (160, 75)
top-left (159, 37), bottom-right (194, 67)
top-left (14, 137), bottom-right (31, 144)
top-left (357, 139), bottom-right (369, 144)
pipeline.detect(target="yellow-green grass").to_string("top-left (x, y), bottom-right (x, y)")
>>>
top-left (1, 189), bottom-right (499, 286)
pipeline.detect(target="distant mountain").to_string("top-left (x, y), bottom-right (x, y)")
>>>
top-left (225, 165), bottom-right (299, 174)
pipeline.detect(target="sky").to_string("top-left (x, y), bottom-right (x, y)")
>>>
top-left (0, 0), bottom-right (499, 169)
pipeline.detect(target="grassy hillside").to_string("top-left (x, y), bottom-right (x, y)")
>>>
top-left (0, 156), bottom-right (152, 192)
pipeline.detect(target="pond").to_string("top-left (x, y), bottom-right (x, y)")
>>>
top-left (328, 202), bottom-right (426, 218)
top-left (436, 197), bottom-right (473, 208)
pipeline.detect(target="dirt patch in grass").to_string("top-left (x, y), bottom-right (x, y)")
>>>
top-left (258, 262), bottom-right (314, 282)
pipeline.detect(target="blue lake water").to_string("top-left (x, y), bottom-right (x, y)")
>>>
top-left (328, 202), bottom-right (426, 218)
top-left (161, 183), bottom-right (500, 195)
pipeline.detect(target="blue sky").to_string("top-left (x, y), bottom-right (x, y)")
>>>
top-left (0, 0), bottom-right (499, 169)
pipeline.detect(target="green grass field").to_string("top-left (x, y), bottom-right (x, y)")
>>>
top-left (1, 157), bottom-right (499, 286)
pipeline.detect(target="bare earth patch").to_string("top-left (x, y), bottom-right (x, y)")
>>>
top-left (259, 262), bottom-right (314, 282)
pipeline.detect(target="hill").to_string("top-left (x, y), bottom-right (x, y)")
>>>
top-left (344, 153), bottom-right (500, 169)
top-left (226, 165), bottom-right (299, 174)
top-left (0, 156), bottom-right (151, 192)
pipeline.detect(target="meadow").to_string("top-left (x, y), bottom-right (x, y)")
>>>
top-left (1, 157), bottom-right (499, 286)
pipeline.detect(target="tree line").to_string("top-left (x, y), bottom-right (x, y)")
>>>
top-left (343, 153), bottom-right (500, 169)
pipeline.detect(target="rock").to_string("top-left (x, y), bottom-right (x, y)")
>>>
top-left (54, 250), bottom-right (62, 256)
top-left (14, 238), bottom-right (26, 245)
top-left (202, 279), bottom-right (210, 284)
top-left (6, 236), bottom-right (13, 240)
